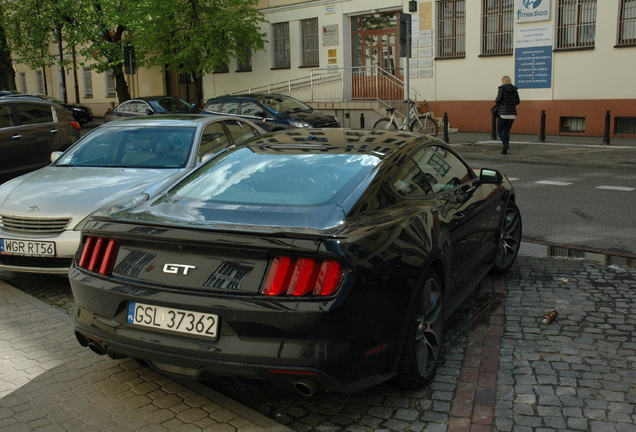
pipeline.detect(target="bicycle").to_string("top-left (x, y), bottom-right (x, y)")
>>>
top-left (372, 99), bottom-right (439, 136)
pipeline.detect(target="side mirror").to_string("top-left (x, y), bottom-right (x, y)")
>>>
top-left (479, 168), bottom-right (503, 184)
top-left (51, 151), bottom-right (63, 163)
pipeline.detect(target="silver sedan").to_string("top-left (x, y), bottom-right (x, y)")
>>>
top-left (0, 114), bottom-right (265, 274)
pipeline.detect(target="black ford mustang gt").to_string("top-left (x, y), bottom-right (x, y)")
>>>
top-left (70, 128), bottom-right (521, 395)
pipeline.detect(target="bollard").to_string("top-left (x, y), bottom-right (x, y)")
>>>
top-left (540, 110), bottom-right (546, 142)
top-left (491, 111), bottom-right (497, 140)
top-left (360, 113), bottom-right (365, 129)
top-left (603, 110), bottom-right (611, 145)
top-left (443, 112), bottom-right (449, 143)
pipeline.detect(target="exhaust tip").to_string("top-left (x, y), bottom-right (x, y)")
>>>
top-left (291, 378), bottom-right (320, 397)
top-left (87, 342), bottom-right (106, 356)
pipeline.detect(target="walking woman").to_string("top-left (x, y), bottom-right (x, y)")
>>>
top-left (495, 76), bottom-right (520, 154)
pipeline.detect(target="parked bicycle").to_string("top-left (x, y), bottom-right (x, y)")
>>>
top-left (372, 99), bottom-right (439, 136)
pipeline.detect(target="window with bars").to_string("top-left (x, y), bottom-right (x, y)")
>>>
top-left (237, 46), bottom-right (252, 72)
top-left (556, 0), bottom-right (597, 49)
top-left (35, 70), bottom-right (45, 94)
top-left (301, 18), bottom-right (319, 67)
top-left (18, 72), bottom-right (27, 93)
top-left (105, 73), bottom-right (116, 98)
top-left (482, 0), bottom-right (514, 55)
top-left (618, 0), bottom-right (636, 45)
top-left (272, 22), bottom-right (290, 68)
top-left (83, 67), bottom-right (93, 98)
top-left (213, 62), bottom-right (229, 73)
top-left (436, 0), bottom-right (466, 59)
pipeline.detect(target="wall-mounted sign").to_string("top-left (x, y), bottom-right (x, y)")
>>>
top-left (515, 25), bottom-right (553, 89)
top-left (515, 0), bottom-right (550, 23)
top-left (325, 4), bottom-right (336, 15)
top-left (322, 25), bottom-right (339, 46)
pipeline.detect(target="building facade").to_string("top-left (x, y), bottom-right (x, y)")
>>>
top-left (12, 0), bottom-right (636, 137)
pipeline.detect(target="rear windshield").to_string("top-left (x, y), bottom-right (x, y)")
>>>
top-left (170, 146), bottom-right (380, 206)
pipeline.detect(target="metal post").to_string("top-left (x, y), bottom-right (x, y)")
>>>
top-left (360, 113), bottom-right (365, 129)
top-left (540, 110), bottom-right (546, 142)
top-left (443, 112), bottom-right (449, 144)
top-left (491, 112), bottom-right (497, 140)
top-left (603, 110), bottom-right (611, 145)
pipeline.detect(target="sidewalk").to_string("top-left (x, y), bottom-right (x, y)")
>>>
top-left (445, 132), bottom-right (636, 170)
top-left (0, 279), bottom-right (292, 432)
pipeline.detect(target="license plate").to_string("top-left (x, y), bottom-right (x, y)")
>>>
top-left (0, 239), bottom-right (56, 257)
top-left (127, 302), bottom-right (219, 339)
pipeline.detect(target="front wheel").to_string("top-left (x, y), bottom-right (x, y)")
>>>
top-left (410, 115), bottom-right (439, 136)
top-left (490, 201), bottom-right (522, 275)
top-left (372, 117), bottom-right (398, 130)
top-left (396, 269), bottom-right (444, 389)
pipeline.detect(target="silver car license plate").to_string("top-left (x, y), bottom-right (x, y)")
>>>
top-left (0, 239), bottom-right (56, 257)
top-left (127, 302), bottom-right (219, 339)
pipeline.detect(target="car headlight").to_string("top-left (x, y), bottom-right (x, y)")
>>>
top-left (290, 121), bottom-right (312, 128)
top-left (74, 194), bottom-right (149, 230)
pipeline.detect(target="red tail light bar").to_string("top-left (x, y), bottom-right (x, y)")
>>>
top-left (78, 236), bottom-right (118, 276)
top-left (70, 121), bottom-right (81, 131)
top-left (263, 256), bottom-right (343, 297)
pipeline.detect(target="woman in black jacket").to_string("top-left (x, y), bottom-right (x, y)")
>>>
top-left (495, 76), bottom-right (520, 154)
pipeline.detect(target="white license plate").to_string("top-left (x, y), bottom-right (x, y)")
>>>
top-left (0, 239), bottom-right (56, 257)
top-left (126, 302), bottom-right (219, 339)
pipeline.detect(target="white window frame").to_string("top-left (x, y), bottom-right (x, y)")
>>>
top-left (83, 67), bottom-right (93, 98)
top-left (301, 18), bottom-right (319, 67)
top-left (272, 22), bottom-right (291, 68)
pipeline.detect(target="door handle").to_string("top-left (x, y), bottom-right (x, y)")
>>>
top-left (12, 134), bottom-right (23, 139)
top-left (50, 129), bottom-right (59, 133)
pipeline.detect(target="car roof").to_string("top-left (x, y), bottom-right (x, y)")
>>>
top-left (0, 96), bottom-right (60, 106)
top-left (128, 96), bottom-right (188, 102)
top-left (102, 114), bottom-right (254, 127)
top-left (207, 93), bottom-right (293, 101)
top-left (242, 128), bottom-right (434, 158)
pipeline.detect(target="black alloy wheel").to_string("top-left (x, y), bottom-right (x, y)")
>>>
top-left (397, 269), bottom-right (444, 389)
top-left (490, 201), bottom-right (522, 275)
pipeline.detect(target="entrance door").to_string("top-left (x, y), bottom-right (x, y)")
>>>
top-left (352, 12), bottom-right (404, 100)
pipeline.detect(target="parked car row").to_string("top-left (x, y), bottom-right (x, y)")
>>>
top-left (0, 92), bottom-right (521, 396)
top-left (1, 91), bottom-right (93, 125)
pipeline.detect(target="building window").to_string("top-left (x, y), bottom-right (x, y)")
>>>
top-left (272, 22), bottom-right (290, 68)
top-left (105, 73), bottom-right (116, 98)
top-left (618, 0), bottom-right (636, 45)
top-left (35, 70), bottom-right (45, 94)
top-left (482, 0), bottom-right (513, 55)
top-left (560, 116), bottom-right (586, 133)
top-left (556, 0), bottom-right (597, 49)
top-left (83, 67), bottom-right (93, 98)
top-left (436, 0), bottom-right (466, 59)
top-left (237, 46), bottom-right (252, 72)
top-left (18, 72), bottom-right (27, 93)
top-left (213, 62), bottom-right (229, 73)
top-left (301, 18), bottom-right (319, 67)
top-left (615, 117), bottom-right (636, 135)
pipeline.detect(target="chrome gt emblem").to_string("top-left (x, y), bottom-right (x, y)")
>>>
top-left (163, 263), bottom-right (196, 275)
top-left (27, 205), bottom-right (40, 212)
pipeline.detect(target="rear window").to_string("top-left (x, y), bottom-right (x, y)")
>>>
top-left (170, 147), bottom-right (380, 206)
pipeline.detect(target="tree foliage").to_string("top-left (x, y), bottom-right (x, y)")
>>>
top-left (1, 0), bottom-right (266, 102)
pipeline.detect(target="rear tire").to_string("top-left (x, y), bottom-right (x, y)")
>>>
top-left (396, 269), bottom-right (444, 389)
top-left (372, 117), bottom-right (398, 130)
top-left (490, 201), bottom-right (522, 275)
top-left (410, 115), bottom-right (439, 136)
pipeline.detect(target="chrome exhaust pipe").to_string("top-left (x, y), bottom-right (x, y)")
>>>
top-left (291, 378), bottom-right (320, 397)
top-left (87, 342), bottom-right (106, 356)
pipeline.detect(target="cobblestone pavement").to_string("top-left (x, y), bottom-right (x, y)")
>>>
top-left (2, 252), bottom-right (635, 431)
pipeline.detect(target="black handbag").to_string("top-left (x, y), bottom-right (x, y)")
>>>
top-left (491, 105), bottom-right (499, 116)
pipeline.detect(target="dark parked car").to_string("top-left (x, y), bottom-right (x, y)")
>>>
top-left (4, 93), bottom-right (94, 125)
top-left (202, 93), bottom-right (339, 132)
top-left (0, 97), bottom-right (80, 184)
top-left (0, 90), bottom-right (21, 96)
top-left (70, 129), bottom-right (521, 395)
top-left (0, 114), bottom-right (264, 274)
top-left (105, 96), bottom-right (199, 122)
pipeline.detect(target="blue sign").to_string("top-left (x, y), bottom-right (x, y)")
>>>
top-left (515, 46), bottom-right (552, 89)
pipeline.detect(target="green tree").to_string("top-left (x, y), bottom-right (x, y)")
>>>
top-left (0, 18), bottom-right (16, 90)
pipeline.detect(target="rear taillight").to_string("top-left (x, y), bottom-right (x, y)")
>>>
top-left (77, 236), bottom-right (118, 276)
top-left (70, 121), bottom-right (81, 130)
top-left (263, 256), bottom-right (343, 297)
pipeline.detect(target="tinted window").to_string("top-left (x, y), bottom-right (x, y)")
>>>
top-left (204, 101), bottom-right (223, 113)
top-left (171, 148), bottom-right (380, 206)
top-left (260, 95), bottom-right (312, 114)
top-left (221, 101), bottom-right (239, 115)
top-left (0, 105), bottom-right (13, 128)
top-left (223, 120), bottom-right (259, 144)
top-left (240, 101), bottom-right (263, 117)
top-left (118, 101), bottom-right (138, 113)
top-left (15, 103), bottom-right (53, 125)
top-left (198, 122), bottom-right (229, 157)
top-left (393, 145), bottom-right (472, 197)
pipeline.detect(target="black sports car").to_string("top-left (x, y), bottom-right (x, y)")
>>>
top-left (70, 129), bottom-right (521, 395)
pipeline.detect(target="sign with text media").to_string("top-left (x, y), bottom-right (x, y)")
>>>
top-left (515, 0), bottom-right (550, 23)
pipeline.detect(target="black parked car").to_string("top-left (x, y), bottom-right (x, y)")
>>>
top-left (70, 129), bottom-right (521, 395)
top-left (5, 93), bottom-right (93, 125)
top-left (0, 97), bottom-right (80, 184)
top-left (105, 96), bottom-right (199, 121)
top-left (202, 93), bottom-right (339, 132)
